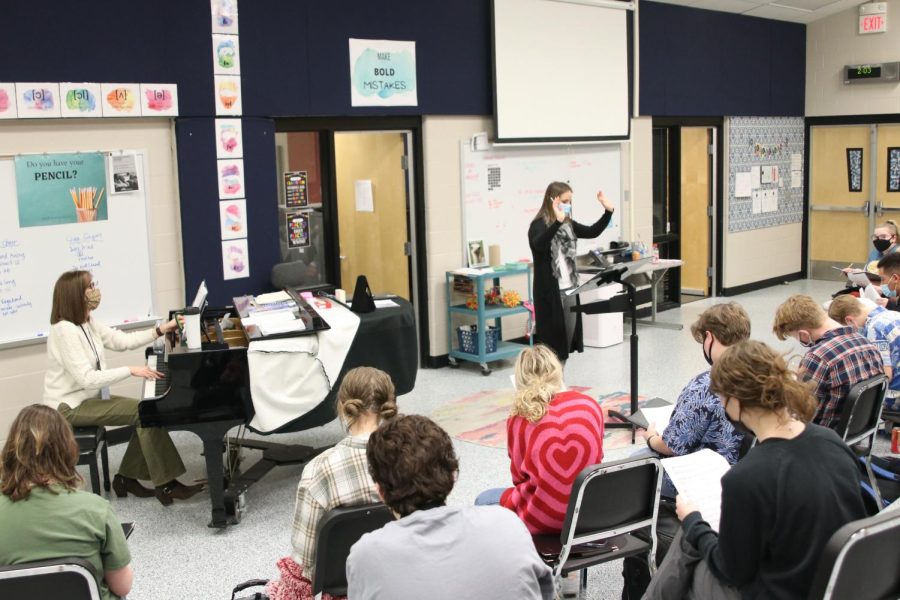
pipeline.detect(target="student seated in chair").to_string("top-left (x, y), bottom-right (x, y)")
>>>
top-left (264, 367), bottom-right (398, 600)
top-left (773, 294), bottom-right (883, 430)
top-left (346, 415), bottom-right (555, 600)
top-left (829, 295), bottom-right (900, 415)
top-left (0, 405), bottom-right (132, 600)
top-left (644, 341), bottom-right (869, 600)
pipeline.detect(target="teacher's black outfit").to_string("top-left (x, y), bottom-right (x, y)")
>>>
top-left (528, 210), bottom-right (613, 361)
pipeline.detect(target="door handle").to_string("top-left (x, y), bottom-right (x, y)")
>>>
top-left (877, 202), bottom-right (900, 213)
top-left (339, 255), bottom-right (347, 261)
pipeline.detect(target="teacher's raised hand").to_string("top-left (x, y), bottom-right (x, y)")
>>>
top-left (552, 197), bottom-right (567, 223)
top-left (597, 190), bottom-right (614, 213)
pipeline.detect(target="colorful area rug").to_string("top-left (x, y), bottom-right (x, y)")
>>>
top-left (432, 388), bottom-right (649, 450)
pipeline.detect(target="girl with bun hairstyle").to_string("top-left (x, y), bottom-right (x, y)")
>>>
top-left (476, 345), bottom-right (605, 535)
top-left (645, 340), bottom-right (868, 600)
top-left (265, 367), bottom-right (398, 600)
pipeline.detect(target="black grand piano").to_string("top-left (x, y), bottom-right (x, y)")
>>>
top-left (138, 296), bottom-right (417, 528)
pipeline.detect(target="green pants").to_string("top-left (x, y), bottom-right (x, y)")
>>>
top-left (59, 396), bottom-right (186, 487)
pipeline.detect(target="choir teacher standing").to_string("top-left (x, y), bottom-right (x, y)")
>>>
top-left (528, 182), bottom-right (614, 363)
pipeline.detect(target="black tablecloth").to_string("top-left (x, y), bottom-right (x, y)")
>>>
top-left (253, 297), bottom-right (418, 434)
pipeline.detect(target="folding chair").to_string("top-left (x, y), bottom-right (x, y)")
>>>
top-left (0, 556), bottom-right (101, 600)
top-left (531, 456), bottom-right (663, 596)
top-left (806, 508), bottom-right (900, 600)
top-left (312, 503), bottom-right (393, 597)
top-left (835, 375), bottom-right (888, 510)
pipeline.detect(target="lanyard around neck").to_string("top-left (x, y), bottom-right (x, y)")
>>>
top-left (79, 324), bottom-right (100, 370)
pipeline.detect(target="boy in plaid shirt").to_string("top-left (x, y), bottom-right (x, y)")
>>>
top-left (774, 294), bottom-right (884, 430)
top-left (829, 295), bottom-right (900, 412)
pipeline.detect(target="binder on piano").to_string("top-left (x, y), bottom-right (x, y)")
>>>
top-left (234, 288), bottom-right (331, 341)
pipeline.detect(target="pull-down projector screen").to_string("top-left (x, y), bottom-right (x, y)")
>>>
top-left (492, 0), bottom-right (633, 143)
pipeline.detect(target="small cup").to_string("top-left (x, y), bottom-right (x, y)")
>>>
top-left (182, 306), bottom-right (202, 350)
top-left (76, 208), bottom-right (97, 222)
top-left (335, 289), bottom-right (347, 303)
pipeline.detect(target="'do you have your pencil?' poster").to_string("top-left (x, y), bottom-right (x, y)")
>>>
top-left (15, 152), bottom-right (108, 228)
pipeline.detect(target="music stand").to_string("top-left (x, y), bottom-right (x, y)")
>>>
top-left (572, 260), bottom-right (653, 440)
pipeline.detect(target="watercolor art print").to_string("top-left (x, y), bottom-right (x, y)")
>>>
top-left (215, 118), bottom-right (243, 159)
top-left (214, 75), bottom-right (242, 116)
top-left (349, 39), bottom-right (418, 107)
top-left (0, 83), bottom-right (17, 119)
top-left (212, 34), bottom-right (241, 75)
top-left (211, 0), bottom-right (239, 34)
top-left (101, 83), bottom-right (141, 117)
top-left (219, 199), bottom-right (247, 240)
top-left (16, 82), bottom-right (61, 118)
top-left (217, 158), bottom-right (245, 199)
top-left (222, 238), bottom-right (250, 280)
top-left (59, 83), bottom-right (102, 118)
top-left (140, 83), bottom-right (179, 117)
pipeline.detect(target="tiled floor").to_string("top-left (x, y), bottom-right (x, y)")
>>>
top-left (91, 278), bottom-right (894, 599)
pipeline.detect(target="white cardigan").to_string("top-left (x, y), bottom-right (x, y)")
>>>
top-left (43, 318), bottom-right (157, 410)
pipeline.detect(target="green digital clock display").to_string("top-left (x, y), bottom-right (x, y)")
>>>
top-left (848, 65), bottom-right (883, 80)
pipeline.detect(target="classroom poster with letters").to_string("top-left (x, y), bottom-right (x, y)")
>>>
top-left (212, 34), bottom-right (241, 75)
top-left (16, 83), bottom-right (61, 118)
top-left (0, 83), bottom-right (17, 119)
top-left (59, 83), bottom-right (102, 118)
top-left (211, 0), bottom-right (239, 34)
top-left (217, 159), bottom-right (245, 199)
top-left (15, 152), bottom-right (108, 228)
top-left (215, 118), bottom-right (243, 159)
top-left (100, 83), bottom-right (141, 117)
top-left (348, 39), bottom-right (418, 107)
top-left (219, 199), bottom-right (247, 240)
top-left (140, 83), bottom-right (179, 117)
top-left (214, 75), bottom-right (242, 115)
top-left (222, 238), bottom-right (250, 280)
top-left (286, 211), bottom-right (310, 248)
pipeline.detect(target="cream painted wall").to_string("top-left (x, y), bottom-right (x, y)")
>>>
top-left (806, 0), bottom-right (900, 116)
top-left (723, 223), bottom-right (802, 288)
top-left (0, 119), bottom-right (184, 443)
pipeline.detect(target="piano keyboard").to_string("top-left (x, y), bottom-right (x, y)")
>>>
top-left (143, 353), bottom-right (170, 400)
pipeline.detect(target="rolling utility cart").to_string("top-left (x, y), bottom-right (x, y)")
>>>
top-left (445, 264), bottom-right (533, 375)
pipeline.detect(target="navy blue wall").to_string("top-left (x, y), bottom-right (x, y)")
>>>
top-left (639, 1), bottom-right (805, 116)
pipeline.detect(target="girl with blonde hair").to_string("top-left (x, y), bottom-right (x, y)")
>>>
top-left (475, 345), bottom-right (604, 535)
top-left (645, 340), bottom-right (869, 600)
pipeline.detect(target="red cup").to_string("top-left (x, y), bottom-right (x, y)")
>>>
top-left (892, 427), bottom-right (899, 454)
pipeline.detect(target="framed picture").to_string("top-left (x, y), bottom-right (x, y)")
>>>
top-left (888, 147), bottom-right (900, 193)
top-left (846, 148), bottom-right (863, 193)
top-left (467, 239), bottom-right (487, 268)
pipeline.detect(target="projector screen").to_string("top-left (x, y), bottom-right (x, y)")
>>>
top-left (492, 0), bottom-right (633, 143)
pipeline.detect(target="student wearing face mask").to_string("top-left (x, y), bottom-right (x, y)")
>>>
top-left (643, 340), bottom-right (869, 600)
top-left (828, 295), bottom-right (900, 415)
top-left (528, 181), bottom-right (615, 364)
top-left (876, 251), bottom-right (900, 311)
top-left (773, 294), bottom-right (883, 430)
top-left (43, 270), bottom-right (202, 506)
top-left (866, 220), bottom-right (900, 272)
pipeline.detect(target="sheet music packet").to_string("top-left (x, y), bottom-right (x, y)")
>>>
top-left (661, 449), bottom-right (731, 532)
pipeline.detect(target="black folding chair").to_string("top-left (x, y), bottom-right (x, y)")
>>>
top-left (312, 503), bottom-right (393, 597)
top-left (0, 556), bottom-right (101, 600)
top-left (807, 507), bottom-right (900, 600)
top-left (836, 375), bottom-right (888, 510)
top-left (531, 456), bottom-right (662, 595)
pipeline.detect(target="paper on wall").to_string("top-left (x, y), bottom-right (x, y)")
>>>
top-left (355, 180), bottom-right (374, 212)
top-left (735, 172), bottom-right (752, 198)
top-left (750, 166), bottom-right (761, 189)
top-left (791, 153), bottom-right (802, 172)
top-left (661, 449), bottom-right (731, 531)
top-left (791, 170), bottom-right (802, 189)
top-left (752, 190), bottom-right (762, 214)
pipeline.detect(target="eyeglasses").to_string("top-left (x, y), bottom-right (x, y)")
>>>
top-left (88, 280), bottom-right (100, 289)
top-left (872, 235), bottom-right (894, 241)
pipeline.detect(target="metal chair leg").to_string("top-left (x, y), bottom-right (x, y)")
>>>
top-left (864, 455), bottom-right (884, 511)
top-left (87, 454), bottom-right (101, 496)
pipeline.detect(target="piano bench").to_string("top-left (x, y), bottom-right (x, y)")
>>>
top-left (74, 426), bottom-right (110, 496)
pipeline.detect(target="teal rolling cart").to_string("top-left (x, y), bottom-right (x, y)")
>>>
top-left (445, 264), bottom-right (533, 375)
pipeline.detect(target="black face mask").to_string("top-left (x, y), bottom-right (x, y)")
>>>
top-left (702, 334), bottom-right (714, 366)
top-left (724, 398), bottom-right (754, 438)
top-left (874, 238), bottom-right (893, 253)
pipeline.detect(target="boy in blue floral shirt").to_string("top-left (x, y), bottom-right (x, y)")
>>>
top-left (828, 295), bottom-right (900, 412)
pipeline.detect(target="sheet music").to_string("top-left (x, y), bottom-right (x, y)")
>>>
top-left (641, 405), bottom-right (676, 433)
top-left (661, 449), bottom-right (731, 532)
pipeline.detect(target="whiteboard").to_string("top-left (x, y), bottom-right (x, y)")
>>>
top-left (460, 142), bottom-right (622, 264)
top-left (0, 151), bottom-right (155, 346)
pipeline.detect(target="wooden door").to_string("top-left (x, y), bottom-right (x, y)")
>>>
top-left (334, 132), bottom-right (410, 299)
top-left (809, 125), bottom-right (872, 279)
top-left (876, 124), bottom-right (900, 222)
top-left (680, 127), bottom-right (710, 296)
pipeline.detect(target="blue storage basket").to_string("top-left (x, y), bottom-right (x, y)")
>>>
top-left (457, 325), bottom-right (499, 354)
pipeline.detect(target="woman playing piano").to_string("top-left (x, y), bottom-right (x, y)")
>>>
top-left (43, 270), bottom-right (203, 506)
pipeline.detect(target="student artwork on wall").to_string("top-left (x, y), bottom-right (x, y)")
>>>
top-left (0, 83), bottom-right (17, 119)
top-left (846, 148), bottom-right (863, 193)
top-left (212, 34), bottom-right (240, 75)
top-left (348, 38), bottom-right (418, 107)
top-left (217, 159), bottom-right (245, 199)
top-left (16, 83), bottom-right (61, 118)
top-left (888, 147), bottom-right (900, 193)
top-left (211, 0), bottom-right (239, 34)
top-left (139, 84), bottom-right (179, 117)
top-left (100, 83), bottom-right (141, 117)
top-left (214, 75), bottom-right (242, 115)
top-left (222, 238), bottom-right (250, 280)
top-left (286, 211), bottom-right (310, 248)
top-left (215, 118), bottom-right (243, 159)
top-left (219, 199), bottom-right (247, 240)
top-left (59, 83), bottom-right (102, 118)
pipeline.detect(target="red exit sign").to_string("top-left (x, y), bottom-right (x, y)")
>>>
top-left (859, 14), bottom-right (887, 33)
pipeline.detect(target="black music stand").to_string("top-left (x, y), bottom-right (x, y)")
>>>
top-left (572, 263), bottom-right (652, 440)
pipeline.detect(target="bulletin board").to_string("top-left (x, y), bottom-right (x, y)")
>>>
top-left (0, 151), bottom-right (155, 347)
top-left (460, 141), bottom-right (622, 265)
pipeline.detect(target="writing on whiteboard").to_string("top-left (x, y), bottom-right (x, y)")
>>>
top-left (67, 232), bottom-right (104, 271)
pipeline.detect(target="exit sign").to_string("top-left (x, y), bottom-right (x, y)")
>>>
top-left (860, 14), bottom-right (887, 33)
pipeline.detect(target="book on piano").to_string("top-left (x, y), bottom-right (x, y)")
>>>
top-left (234, 289), bottom-right (330, 341)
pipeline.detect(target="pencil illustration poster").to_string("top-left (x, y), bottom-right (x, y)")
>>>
top-left (15, 153), bottom-right (108, 228)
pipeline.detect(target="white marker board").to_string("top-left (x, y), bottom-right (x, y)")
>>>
top-left (460, 142), bottom-right (622, 264)
top-left (0, 151), bottom-right (155, 346)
